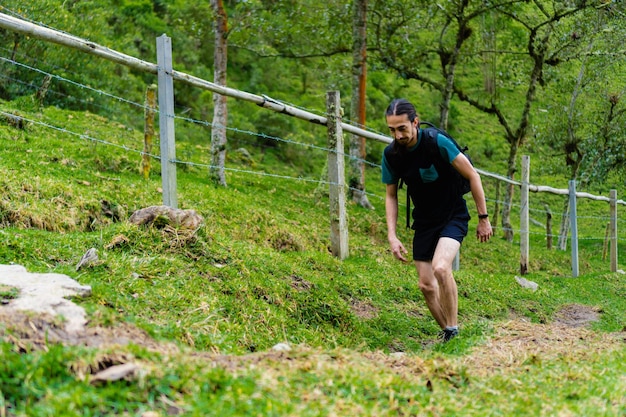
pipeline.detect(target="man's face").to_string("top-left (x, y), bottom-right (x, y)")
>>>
top-left (386, 113), bottom-right (418, 147)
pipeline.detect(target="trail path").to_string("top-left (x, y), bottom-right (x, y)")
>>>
top-left (0, 263), bottom-right (621, 368)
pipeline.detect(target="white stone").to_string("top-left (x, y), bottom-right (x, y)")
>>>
top-left (515, 275), bottom-right (538, 292)
top-left (0, 264), bottom-right (92, 334)
top-left (271, 342), bottom-right (291, 352)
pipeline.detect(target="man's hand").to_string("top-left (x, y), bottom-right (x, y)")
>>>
top-left (389, 237), bottom-right (409, 262)
top-left (476, 218), bottom-right (493, 243)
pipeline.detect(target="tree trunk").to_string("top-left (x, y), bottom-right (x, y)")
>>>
top-left (557, 38), bottom-right (593, 249)
top-left (501, 141), bottom-right (518, 242)
top-left (501, 26), bottom-right (553, 242)
top-left (557, 197), bottom-right (570, 250)
top-left (438, 0), bottom-right (471, 130)
top-left (481, 12), bottom-right (496, 96)
top-left (348, 0), bottom-right (373, 209)
top-left (210, 0), bottom-right (228, 187)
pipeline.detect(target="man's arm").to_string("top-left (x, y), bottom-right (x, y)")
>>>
top-left (451, 154), bottom-right (493, 242)
top-left (385, 183), bottom-right (409, 261)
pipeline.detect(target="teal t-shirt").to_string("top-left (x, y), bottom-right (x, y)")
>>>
top-left (381, 130), bottom-right (460, 185)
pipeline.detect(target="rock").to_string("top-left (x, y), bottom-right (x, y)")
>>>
top-left (129, 205), bottom-right (204, 231)
top-left (76, 247), bottom-right (98, 271)
top-left (271, 342), bottom-right (291, 352)
top-left (90, 363), bottom-right (141, 385)
top-left (0, 264), bottom-right (91, 334)
top-left (515, 276), bottom-right (538, 292)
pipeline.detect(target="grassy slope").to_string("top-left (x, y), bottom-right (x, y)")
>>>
top-left (0, 100), bottom-right (625, 416)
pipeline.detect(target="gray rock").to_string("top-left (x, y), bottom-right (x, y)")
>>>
top-left (0, 264), bottom-right (92, 334)
top-left (271, 342), bottom-right (291, 352)
top-left (515, 275), bottom-right (538, 292)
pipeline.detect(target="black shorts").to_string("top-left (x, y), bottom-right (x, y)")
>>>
top-left (412, 203), bottom-right (470, 261)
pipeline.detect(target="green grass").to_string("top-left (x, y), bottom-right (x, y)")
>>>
top-left (1, 99), bottom-right (625, 416)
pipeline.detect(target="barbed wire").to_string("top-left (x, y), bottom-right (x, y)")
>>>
top-left (0, 45), bottom-right (71, 76)
top-left (2, 54), bottom-right (380, 169)
top-left (0, 71), bottom-right (124, 115)
top-left (0, 56), bottom-right (150, 110)
top-left (0, 109), bottom-right (366, 189)
top-left (0, 110), bottom-right (156, 157)
top-left (178, 160), bottom-right (332, 185)
top-left (174, 113), bottom-right (382, 169)
top-left (2, 40), bottom-right (624, 245)
top-left (4, 109), bottom-right (625, 244)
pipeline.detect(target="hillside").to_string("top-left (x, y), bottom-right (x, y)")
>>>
top-left (1, 96), bottom-right (625, 415)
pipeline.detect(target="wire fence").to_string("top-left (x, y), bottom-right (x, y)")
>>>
top-left (1, 31), bottom-right (625, 272)
top-left (2, 51), bottom-right (624, 235)
top-left (0, 51), bottom-right (387, 198)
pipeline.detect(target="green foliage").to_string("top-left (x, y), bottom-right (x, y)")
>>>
top-left (0, 2), bottom-right (625, 414)
top-left (1, 99), bottom-right (625, 415)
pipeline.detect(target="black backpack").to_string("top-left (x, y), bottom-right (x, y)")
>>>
top-left (400, 122), bottom-right (472, 228)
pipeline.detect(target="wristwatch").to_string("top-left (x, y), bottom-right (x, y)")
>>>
top-left (478, 213), bottom-right (489, 219)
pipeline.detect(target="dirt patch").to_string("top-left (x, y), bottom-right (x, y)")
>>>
top-left (553, 303), bottom-right (601, 328)
top-left (350, 299), bottom-right (379, 319)
top-left (464, 305), bottom-right (607, 377)
top-left (0, 310), bottom-right (178, 355)
top-left (0, 304), bottom-right (621, 386)
top-left (463, 319), bottom-right (624, 377)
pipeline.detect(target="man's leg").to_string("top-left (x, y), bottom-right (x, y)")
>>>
top-left (432, 237), bottom-right (460, 328)
top-left (415, 237), bottom-right (460, 329)
top-left (415, 261), bottom-right (447, 329)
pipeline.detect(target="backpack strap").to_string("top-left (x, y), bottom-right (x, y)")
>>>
top-left (405, 183), bottom-right (411, 229)
top-left (400, 128), bottom-right (439, 230)
top-left (397, 178), bottom-right (411, 229)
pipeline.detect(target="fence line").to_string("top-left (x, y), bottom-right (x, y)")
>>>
top-left (1, 53), bottom-right (381, 170)
top-left (4, 55), bottom-right (624, 228)
top-left (2, 13), bottom-right (623, 203)
top-left (1, 13), bottom-right (624, 273)
top-left (4, 47), bottom-right (624, 219)
top-left (4, 107), bottom-right (624, 246)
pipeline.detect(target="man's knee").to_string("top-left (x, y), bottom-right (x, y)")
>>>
top-left (432, 261), bottom-right (452, 280)
top-left (418, 279), bottom-right (438, 296)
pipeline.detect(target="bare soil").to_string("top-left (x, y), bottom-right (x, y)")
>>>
top-left (1, 302), bottom-right (622, 379)
top-left (0, 310), bottom-right (178, 355)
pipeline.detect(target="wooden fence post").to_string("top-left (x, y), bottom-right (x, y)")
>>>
top-left (326, 91), bottom-right (349, 260)
top-left (520, 156), bottom-right (530, 275)
top-left (610, 189), bottom-right (618, 272)
top-left (493, 180), bottom-right (500, 233)
top-left (142, 84), bottom-right (157, 179)
top-left (156, 34), bottom-right (178, 208)
top-left (545, 204), bottom-right (553, 250)
top-left (569, 180), bottom-right (579, 277)
top-left (35, 74), bottom-right (52, 108)
top-left (603, 222), bottom-right (610, 261)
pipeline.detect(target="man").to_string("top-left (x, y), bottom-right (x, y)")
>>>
top-left (382, 98), bottom-right (493, 342)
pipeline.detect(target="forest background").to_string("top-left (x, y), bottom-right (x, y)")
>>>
top-left (0, 0), bottom-right (625, 416)
top-left (2, 0), bottom-right (625, 203)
